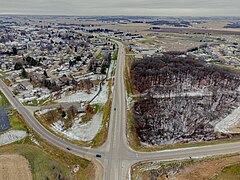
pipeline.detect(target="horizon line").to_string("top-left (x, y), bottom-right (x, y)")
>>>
top-left (0, 14), bottom-right (240, 18)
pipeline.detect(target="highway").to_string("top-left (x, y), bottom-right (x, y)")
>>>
top-left (1, 40), bottom-right (240, 180)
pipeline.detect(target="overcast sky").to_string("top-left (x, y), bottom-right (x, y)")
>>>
top-left (0, 0), bottom-right (240, 16)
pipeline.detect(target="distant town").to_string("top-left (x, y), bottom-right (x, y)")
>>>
top-left (0, 15), bottom-right (240, 180)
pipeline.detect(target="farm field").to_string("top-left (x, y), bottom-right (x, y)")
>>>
top-left (0, 154), bottom-right (32, 180)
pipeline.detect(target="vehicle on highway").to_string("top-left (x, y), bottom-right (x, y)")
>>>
top-left (66, 147), bottom-right (71, 151)
top-left (96, 154), bottom-right (102, 158)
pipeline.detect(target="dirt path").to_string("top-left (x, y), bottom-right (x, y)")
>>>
top-left (0, 154), bottom-right (32, 180)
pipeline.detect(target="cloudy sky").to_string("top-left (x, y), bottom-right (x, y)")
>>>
top-left (0, 0), bottom-right (240, 16)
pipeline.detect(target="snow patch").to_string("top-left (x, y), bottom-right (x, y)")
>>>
top-left (215, 106), bottom-right (240, 133)
top-left (0, 130), bottom-right (28, 146)
top-left (29, 134), bottom-right (40, 146)
top-left (51, 113), bottom-right (103, 141)
top-left (92, 83), bottom-right (108, 104)
top-left (35, 108), bottom-right (57, 116)
top-left (56, 83), bottom-right (108, 105)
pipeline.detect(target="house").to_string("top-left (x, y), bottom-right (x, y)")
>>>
top-left (29, 72), bottom-right (45, 85)
top-left (14, 81), bottom-right (33, 92)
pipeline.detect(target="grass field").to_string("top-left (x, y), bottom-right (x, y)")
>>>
top-left (112, 49), bottom-right (118, 60)
top-left (125, 49), bottom-right (136, 95)
top-left (1, 110), bottom-right (95, 179)
top-left (214, 163), bottom-right (240, 180)
top-left (2, 78), bottom-right (11, 86)
top-left (0, 91), bottom-right (10, 108)
top-left (7, 110), bottom-right (28, 131)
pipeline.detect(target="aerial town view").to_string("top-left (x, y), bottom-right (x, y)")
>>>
top-left (0, 0), bottom-right (240, 180)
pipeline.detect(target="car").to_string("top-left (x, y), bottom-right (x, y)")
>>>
top-left (13, 95), bottom-right (15, 98)
top-left (96, 154), bottom-right (102, 158)
top-left (66, 147), bottom-right (71, 151)
top-left (114, 108), bottom-right (116, 111)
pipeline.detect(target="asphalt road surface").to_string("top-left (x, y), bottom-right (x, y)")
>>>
top-left (1, 41), bottom-right (240, 180)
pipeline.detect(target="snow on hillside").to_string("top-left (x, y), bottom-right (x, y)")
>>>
top-left (51, 113), bottom-right (103, 141)
top-left (56, 83), bottom-right (108, 104)
top-left (215, 106), bottom-right (240, 133)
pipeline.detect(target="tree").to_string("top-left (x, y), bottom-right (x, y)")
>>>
top-left (12, 47), bottom-right (18, 55)
top-left (44, 70), bottom-right (49, 78)
top-left (101, 62), bottom-right (108, 74)
top-left (85, 78), bottom-right (92, 93)
top-left (86, 104), bottom-right (94, 114)
top-left (14, 62), bottom-right (23, 70)
top-left (69, 106), bottom-right (78, 117)
top-left (21, 68), bottom-right (28, 78)
top-left (26, 56), bottom-right (40, 66)
top-left (61, 111), bottom-right (66, 118)
top-left (75, 56), bottom-right (81, 61)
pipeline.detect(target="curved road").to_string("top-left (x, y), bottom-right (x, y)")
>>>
top-left (1, 41), bottom-right (240, 180)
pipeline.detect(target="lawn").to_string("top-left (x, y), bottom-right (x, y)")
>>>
top-left (0, 91), bottom-right (10, 108)
top-left (112, 49), bottom-right (118, 60)
top-left (124, 49), bottom-right (137, 95)
top-left (214, 163), bottom-right (240, 180)
top-left (7, 110), bottom-right (28, 131)
top-left (2, 78), bottom-right (11, 86)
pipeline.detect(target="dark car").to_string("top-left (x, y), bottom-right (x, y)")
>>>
top-left (96, 154), bottom-right (102, 158)
top-left (66, 147), bottom-right (71, 151)
top-left (114, 108), bottom-right (116, 111)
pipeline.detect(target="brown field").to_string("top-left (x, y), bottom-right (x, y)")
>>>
top-left (158, 36), bottom-right (207, 52)
top-left (101, 23), bottom-right (151, 33)
top-left (173, 155), bottom-right (240, 180)
top-left (0, 154), bottom-right (32, 180)
top-left (152, 27), bottom-right (240, 35)
top-left (133, 154), bottom-right (240, 180)
top-left (192, 20), bottom-right (240, 32)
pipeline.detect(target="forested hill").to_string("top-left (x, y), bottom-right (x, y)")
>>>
top-left (131, 54), bottom-right (240, 145)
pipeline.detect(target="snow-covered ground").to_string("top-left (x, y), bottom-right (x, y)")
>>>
top-left (92, 83), bottom-right (109, 104)
top-left (56, 83), bottom-right (108, 104)
top-left (51, 113), bottom-right (103, 141)
top-left (151, 91), bottom-right (239, 99)
top-left (75, 74), bottom-right (104, 81)
top-left (0, 130), bottom-right (28, 146)
top-left (215, 106), bottom-right (240, 133)
top-left (127, 95), bottom-right (135, 110)
top-left (35, 108), bottom-right (56, 116)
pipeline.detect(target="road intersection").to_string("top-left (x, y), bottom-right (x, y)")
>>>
top-left (1, 41), bottom-right (240, 180)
